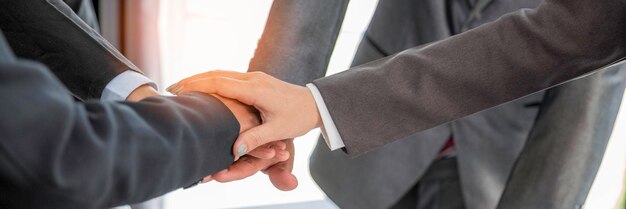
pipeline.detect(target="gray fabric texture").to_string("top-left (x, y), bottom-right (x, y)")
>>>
top-left (0, 0), bottom-right (140, 100)
top-left (301, 0), bottom-right (626, 209)
top-left (389, 157), bottom-right (465, 209)
top-left (0, 48), bottom-right (240, 209)
top-left (312, 1), bottom-right (545, 208)
top-left (312, 0), bottom-right (626, 156)
top-left (248, 0), bottom-right (349, 86)
top-left (497, 63), bottom-right (626, 209)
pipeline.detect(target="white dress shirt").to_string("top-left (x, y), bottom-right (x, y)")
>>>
top-left (101, 71), bottom-right (157, 101)
top-left (306, 84), bottom-right (345, 150)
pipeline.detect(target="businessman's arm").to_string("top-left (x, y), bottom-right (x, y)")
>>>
top-left (0, 56), bottom-right (247, 208)
top-left (248, 0), bottom-right (349, 85)
top-left (310, 0), bottom-right (626, 155)
top-left (202, 0), bottom-right (349, 190)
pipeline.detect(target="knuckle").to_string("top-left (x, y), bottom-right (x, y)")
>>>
top-left (246, 132), bottom-right (264, 149)
top-left (253, 72), bottom-right (270, 80)
top-left (207, 76), bottom-right (217, 85)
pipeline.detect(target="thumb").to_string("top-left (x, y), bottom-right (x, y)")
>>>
top-left (233, 123), bottom-right (281, 159)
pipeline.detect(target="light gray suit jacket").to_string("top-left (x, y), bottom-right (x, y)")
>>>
top-left (312, 1), bottom-right (546, 208)
top-left (309, 0), bottom-right (626, 208)
top-left (252, 0), bottom-right (626, 209)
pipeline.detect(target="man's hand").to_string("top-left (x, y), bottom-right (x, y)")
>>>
top-left (168, 71), bottom-right (322, 158)
top-left (207, 94), bottom-right (287, 160)
top-left (210, 94), bottom-right (259, 133)
top-left (204, 139), bottom-right (298, 191)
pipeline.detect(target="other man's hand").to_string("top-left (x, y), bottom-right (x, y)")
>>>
top-left (207, 94), bottom-right (285, 160)
top-left (203, 139), bottom-right (298, 191)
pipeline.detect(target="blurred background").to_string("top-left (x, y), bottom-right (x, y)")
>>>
top-left (92, 0), bottom-right (625, 208)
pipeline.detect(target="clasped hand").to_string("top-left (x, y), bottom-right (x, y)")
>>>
top-left (168, 71), bottom-right (322, 191)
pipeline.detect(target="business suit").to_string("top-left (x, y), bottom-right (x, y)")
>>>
top-left (249, 0), bottom-right (626, 209)
top-left (306, 0), bottom-right (625, 209)
top-left (312, 0), bottom-right (626, 156)
top-left (0, 0), bottom-right (138, 100)
top-left (55, 1), bottom-right (165, 208)
top-left (0, 29), bottom-right (240, 209)
top-left (0, 1), bottom-right (238, 208)
top-left (312, 1), bottom-right (545, 208)
top-left (498, 64), bottom-right (625, 209)
top-left (248, 0), bottom-right (347, 85)
top-left (63, 0), bottom-right (100, 34)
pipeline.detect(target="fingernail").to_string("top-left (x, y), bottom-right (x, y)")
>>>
top-left (237, 144), bottom-right (248, 157)
top-left (171, 86), bottom-right (184, 95)
top-left (166, 84), bottom-right (176, 92)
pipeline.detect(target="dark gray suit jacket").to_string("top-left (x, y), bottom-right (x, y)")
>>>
top-left (0, 2), bottom-right (240, 209)
top-left (0, 0), bottom-right (138, 100)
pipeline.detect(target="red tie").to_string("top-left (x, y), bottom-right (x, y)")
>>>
top-left (437, 137), bottom-right (455, 158)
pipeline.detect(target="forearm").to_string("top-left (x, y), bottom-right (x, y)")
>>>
top-left (313, 0), bottom-right (626, 155)
top-left (248, 0), bottom-right (349, 85)
top-left (0, 60), bottom-right (239, 207)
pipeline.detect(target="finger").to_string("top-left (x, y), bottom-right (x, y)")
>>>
top-left (167, 71), bottom-right (252, 92)
top-left (176, 76), bottom-right (244, 96)
top-left (234, 123), bottom-right (283, 158)
top-left (237, 140), bottom-right (285, 160)
top-left (281, 139), bottom-right (295, 173)
top-left (260, 149), bottom-right (290, 175)
top-left (274, 150), bottom-right (290, 162)
top-left (266, 139), bottom-right (297, 191)
top-left (266, 163), bottom-right (298, 191)
top-left (201, 175), bottom-right (213, 183)
top-left (245, 145), bottom-right (276, 159)
top-left (272, 141), bottom-right (287, 150)
top-left (213, 157), bottom-right (273, 182)
top-left (176, 76), bottom-right (257, 105)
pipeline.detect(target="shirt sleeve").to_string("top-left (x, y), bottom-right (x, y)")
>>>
top-left (306, 83), bottom-right (345, 150)
top-left (101, 70), bottom-right (157, 101)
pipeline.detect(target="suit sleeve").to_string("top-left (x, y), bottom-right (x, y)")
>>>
top-left (248, 0), bottom-right (349, 85)
top-left (0, 59), bottom-right (239, 208)
top-left (312, 0), bottom-right (626, 156)
top-left (0, 0), bottom-right (139, 99)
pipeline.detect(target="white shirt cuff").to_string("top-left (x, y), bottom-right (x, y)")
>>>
top-left (306, 83), bottom-right (345, 151)
top-left (101, 71), bottom-right (157, 101)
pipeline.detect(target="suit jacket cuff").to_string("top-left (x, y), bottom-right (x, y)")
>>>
top-left (102, 70), bottom-right (157, 101)
top-left (306, 84), bottom-right (345, 150)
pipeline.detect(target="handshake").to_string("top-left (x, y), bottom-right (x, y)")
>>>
top-left (167, 71), bottom-right (321, 191)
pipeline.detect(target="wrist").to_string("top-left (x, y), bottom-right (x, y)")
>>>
top-left (304, 87), bottom-right (322, 129)
top-left (126, 84), bottom-right (159, 102)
